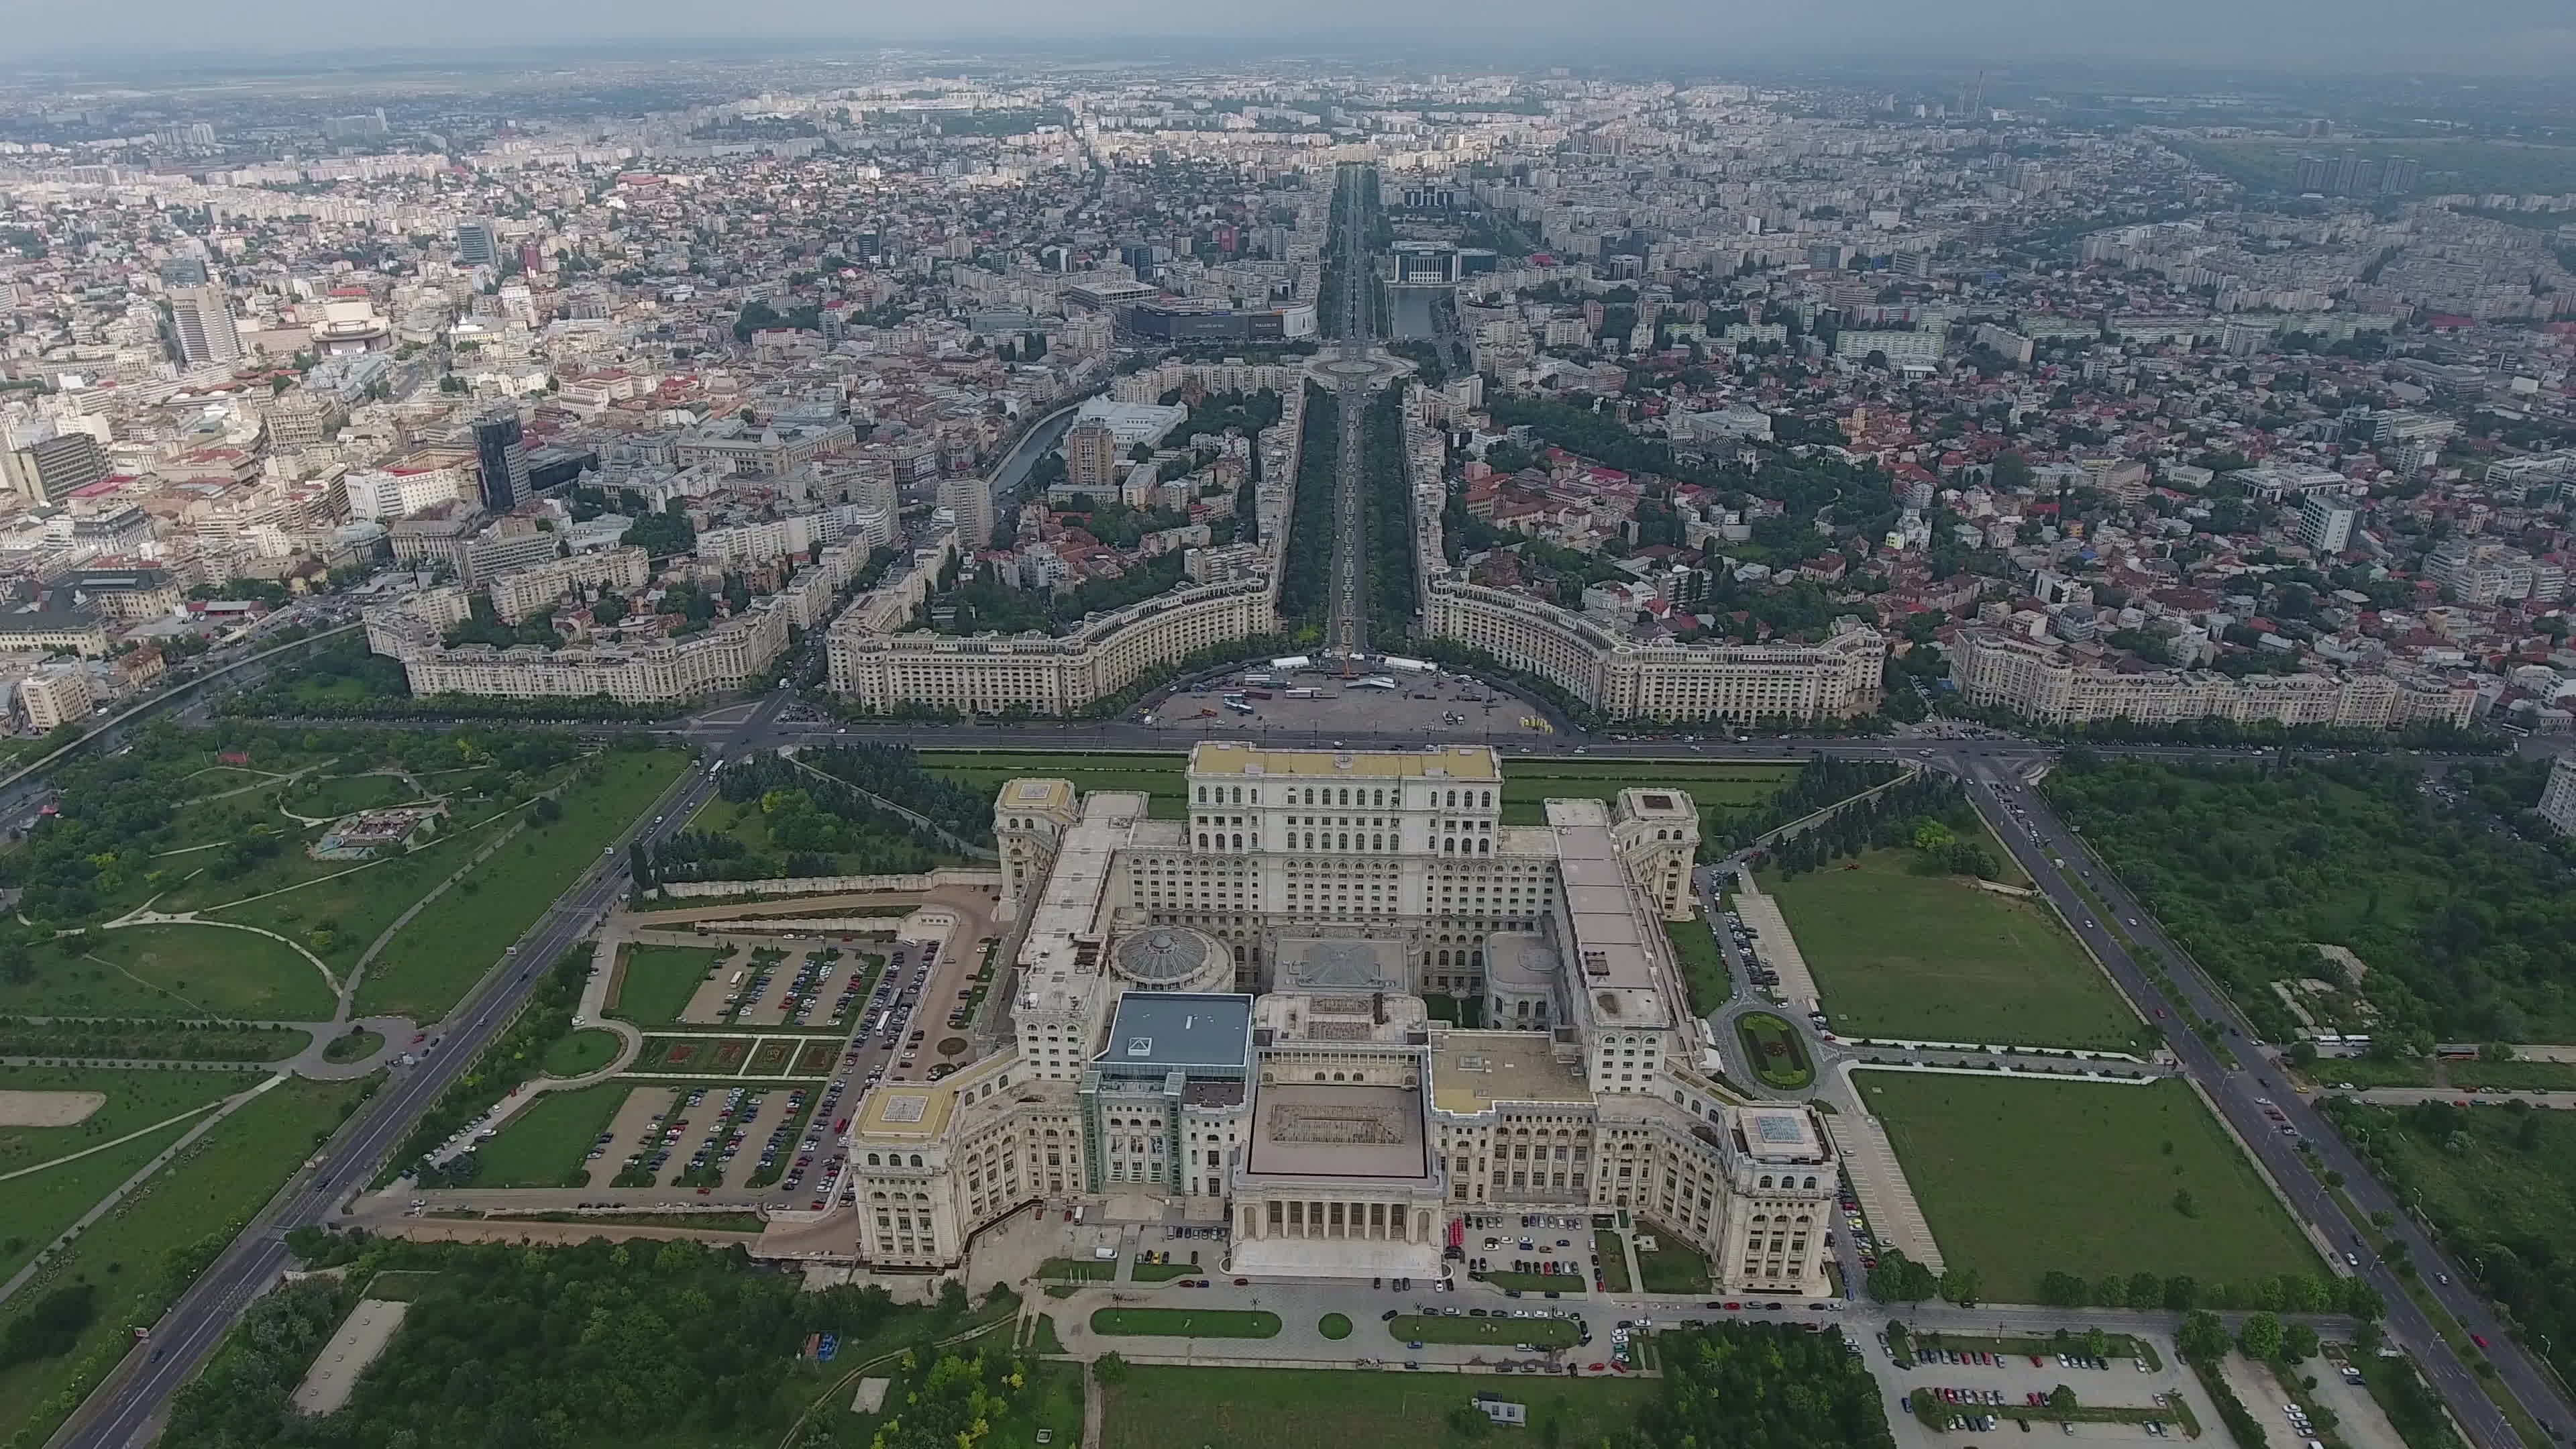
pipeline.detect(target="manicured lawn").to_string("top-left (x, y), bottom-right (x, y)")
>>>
top-left (1476, 1271), bottom-right (1584, 1294)
top-left (2304, 1057), bottom-right (2434, 1089)
top-left (541, 1028), bottom-right (622, 1078)
top-left (0, 924), bottom-right (338, 1021)
top-left (1594, 1230), bottom-right (1631, 1293)
top-left (1101, 1364), bottom-right (1653, 1449)
top-left (0, 1076), bottom-right (364, 1444)
top-left (2447, 1059), bottom-right (2576, 1091)
top-left (472, 1083), bottom-right (629, 1188)
top-left (1496, 760), bottom-right (1794, 828)
top-left (610, 944), bottom-right (721, 1027)
top-left (185, 800), bottom-right (511, 962)
top-left (1037, 1256), bottom-right (1112, 1282)
top-left (288, 773), bottom-right (410, 816)
top-left (1862, 1073), bottom-right (2317, 1300)
top-left (1766, 851), bottom-right (2139, 1049)
top-left (636, 1036), bottom-right (754, 1073)
top-left (1735, 1012), bottom-right (1813, 1089)
top-left (922, 751), bottom-right (1189, 820)
top-left (1636, 1238), bottom-right (1713, 1295)
top-left (0, 1065), bottom-right (250, 1167)
top-left (1089, 1307), bottom-right (1281, 1338)
top-left (1389, 1312), bottom-right (1578, 1348)
top-left (1318, 1312), bottom-right (1351, 1340)
top-left (357, 749), bottom-right (688, 1020)
top-left (1666, 918), bottom-right (1730, 1017)
top-left (321, 1027), bottom-right (383, 1064)
top-left (0, 1118), bottom-right (205, 1283)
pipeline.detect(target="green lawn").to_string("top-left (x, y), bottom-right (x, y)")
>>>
top-left (287, 773), bottom-right (410, 816)
top-left (1862, 1073), bottom-right (2316, 1300)
top-left (1735, 1012), bottom-right (1814, 1089)
top-left (0, 1116), bottom-right (207, 1284)
top-left (1496, 760), bottom-right (1794, 828)
top-left (0, 924), bottom-right (338, 1021)
top-left (1476, 1271), bottom-right (1583, 1294)
top-left (2446, 1059), bottom-right (2576, 1092)
top-left (1766, 851), bottom-right (2138, 1049)
top-left (1101, 1364), bottom-right (1653, 1449)
top-left (610, 944), bottom-right (721, 1027)
top-left (357, 750), bottom-right (688, 1020)
top-left (1595, 1230), bottom-right (1631, 1293)
top-left (1389, 1312), bottom-right (1577, 1348)
top-left (1666, 918), bottom-right (1730, 1016)
top-left (189, 802), bottom-right (513, 963)
top-left (0, 1076), bottom-right (364, 1444)
top-left (1089, 1307), bottom-right (1280, 1338)
top-left (922, 750), bottom-right (1188, 820)
top-left (1319, 1313), bottom-right (1352, 1340)
top-left (541, 1028), bottom-right (622, 1078)
top-left (472, 1083), bottom-right (630, 1188)
top-left (0, 1065), bottom-right (248, 1169)
top-left (1636, 1238), bottom-right (1713, 1295)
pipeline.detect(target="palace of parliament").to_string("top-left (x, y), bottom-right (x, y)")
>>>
top-left (843, 742), bottom-right (1837, 1293)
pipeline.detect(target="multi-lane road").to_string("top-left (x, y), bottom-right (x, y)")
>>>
top-left (46, 691), bottom-right (794, 1449)
top-left (34, 674), bottom-right (2575, 1448)
top-left (1956, 752), bottom-right (2568, 1449)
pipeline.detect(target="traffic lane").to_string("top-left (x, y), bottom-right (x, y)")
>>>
top-left (1970, 772), bottom-right (2534, 1449)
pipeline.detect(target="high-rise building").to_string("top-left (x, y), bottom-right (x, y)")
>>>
top-left (938, 475), bottom-right (997, 550)
top-left (455, 220), bottom-right (498, 267)
top-left (156, 255), bottom-right (209, 286)
top-left (2380, 156), bottom-right (2422, 196)
top-left (1, 427), bottom-right (108, 506)
top-left (2541, 757), bottom-right (2576, 839)
top-left (470, 412), bottom-right (529, 512)
top-left (167, 284), bottom-right (243, 368)
top-left (1062, 419), bottom-right (1123, 497)
top-left (2298, 494), bottom-right (2358, 555)
top-left (322, 109), bottom-right (389, 141)
top-left (20, 665), bottom-right (93, 734)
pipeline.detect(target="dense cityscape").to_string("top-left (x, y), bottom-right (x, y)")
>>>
top-left (0, 41), bottom-right (2570, 1449)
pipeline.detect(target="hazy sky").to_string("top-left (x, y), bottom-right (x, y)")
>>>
top-left (13, 0), bottom-right (2576, 74)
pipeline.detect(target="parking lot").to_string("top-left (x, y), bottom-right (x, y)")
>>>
top-left (1139, 666), bottom-right (1554, 744)
top-left (586, 1085), bottom-right (676, 1190)
top-left (1872, 1337), bottom-right (2222, 1449)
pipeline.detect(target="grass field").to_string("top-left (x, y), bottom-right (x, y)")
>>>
top-left (289, 773), bottom-right (410, 816)
top-left (1862, 1073), bottom-right (2316, 1299)
top-left (1735, 1012), bottom-right (1814, 1089)
top-left (610, 944), bottom-right (722, 1026)
top-left (1595, 1230), bottom-right (1631, 1293)
top-left (637, 1036), bottom-right (753, 1073)
top-left (1319, 1313), bottom-right (1351, 1339)
top-left (1666, 919), bottom-right (1730, 1016)
top-left (1636, 1238), bottom-right (1713, 1295)
top-left (186, 803), bottom-right (509, 961)
top-left (922, 751), bottom-right (1189, 819)
top-left (472, 1083), bottom-right (628, 1188)
top-left (1493, 760), bottom-right (1794, 827)
top-left (1101, 1364), bottom-right (1652, 1449)
top-left (1089, 1307), bottom-right (1280, 1338)
top-left (1766, 851), bottom-right (2138, 1049)
top-left (1476, 1271), bottom-right (1583, 1294)
top-left (2446, 1059), bottom-right (2576, 1092)
top-left (0, 1118), bottom-right (205, 1284)
top-left (357, 749), bottom-right (687, 1020)
top-left (1389, 1312), bottom-right (1578, 1348)
top-left (0, 1065), bottom-right (246, 1169)
top-left (0, 924), bottom-right (338, 1022)
top-left (0, 1076), bottom-right (364, 1444)
top-left (541, 1029), bottom-right (622, 1078)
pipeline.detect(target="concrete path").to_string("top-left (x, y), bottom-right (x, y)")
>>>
top-left (0, 1075), bottom-right (284, 1311)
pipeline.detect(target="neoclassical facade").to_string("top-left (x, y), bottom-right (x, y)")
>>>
top-left (840, 744), bottom-right (1837, 1294)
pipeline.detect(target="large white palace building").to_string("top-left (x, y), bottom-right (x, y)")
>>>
top-left (843, 742), bottom-right (1837, 1293)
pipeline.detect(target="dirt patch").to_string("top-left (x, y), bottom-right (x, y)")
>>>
top-left (0, 1089), bottom-right (107, 1127)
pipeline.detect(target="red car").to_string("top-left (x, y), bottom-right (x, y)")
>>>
top-left (2473, 1334), bottom-right (2489, 1348)
top-left (1233, 1277), bottom-right (1250, 1286)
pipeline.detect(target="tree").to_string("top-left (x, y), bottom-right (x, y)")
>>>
top-left (1092, 1351), bottom-right (1129, 1385)
top-left (2084, 1328), bottom-right (2111, 1361)
top-left (2284, 1323), bottom-right (2320, 1362)
top-left (2049, 1385), bottom-right (2078, 1413)
top-left (2163, 1276), bottom-right (2199, 1311)
top-left (2172, 1188), bottom-right (2198, 1218)
top-left (2238, 1311), bottom-right (2286, 1361)
top-left (2127, 1271), bottom-right (2162, 1309)
top-left (1939, 1265), bottom-right (1981, 1306)
top-left (2178, 1310), bottom-right (2231, 1361)
top-left (2037, 1271), bottom-right (2087, 1307)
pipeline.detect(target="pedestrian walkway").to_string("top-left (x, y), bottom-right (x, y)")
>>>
top-left (1821, 1089), bottom-right (1944, 1275)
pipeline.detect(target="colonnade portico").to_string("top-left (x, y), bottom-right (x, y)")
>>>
top-left (1236, 1195), bottom-right (1436, 1244)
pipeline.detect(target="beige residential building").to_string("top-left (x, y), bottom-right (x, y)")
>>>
top-left (487, 546), bottom-right (650, 625)
top-left (1953, 628), bottom-right (2475, 731)
top-left (19, 666), bottom-right (92, 732)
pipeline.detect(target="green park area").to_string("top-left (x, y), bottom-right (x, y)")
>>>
top-left (1734, 1012), bottom-right (1814, 1089)
top-left (1863, 1073), bottom-right (2316, 1301)
top-left (1099, 1364), bottom-right (1653, 1449)
top-left (2330, 1097), bottom-right (2576, 1391)
top-left (0, 1076), bottom-right (364, 1445)
top-left (1765, 848), bottom-right (2138, 1050)
top-left (1389, 1312), bottom-right (1578, 1348)
top-left (609, 943), bottom-right (724, 1027)
top-left (541, 1028), bottom-right (623, 1077)
top-left (1089, 1307), bottom-right (1281, 1338)
top-left (1665, 919), bottom-right (1729, 1016)
top-left (3, 924), bottom-right (335, 1022)
top-left (922, 750), bottom-right (1188, 819)
top-left (0, 1067), bottom-right (257, 1282)
top-left (1636, 1238), bottom-right (1713, 1295)
top-left (356, 748), bottom-right (687, 1019)
top-left (470, 1083), bottom-right (629, 1189)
